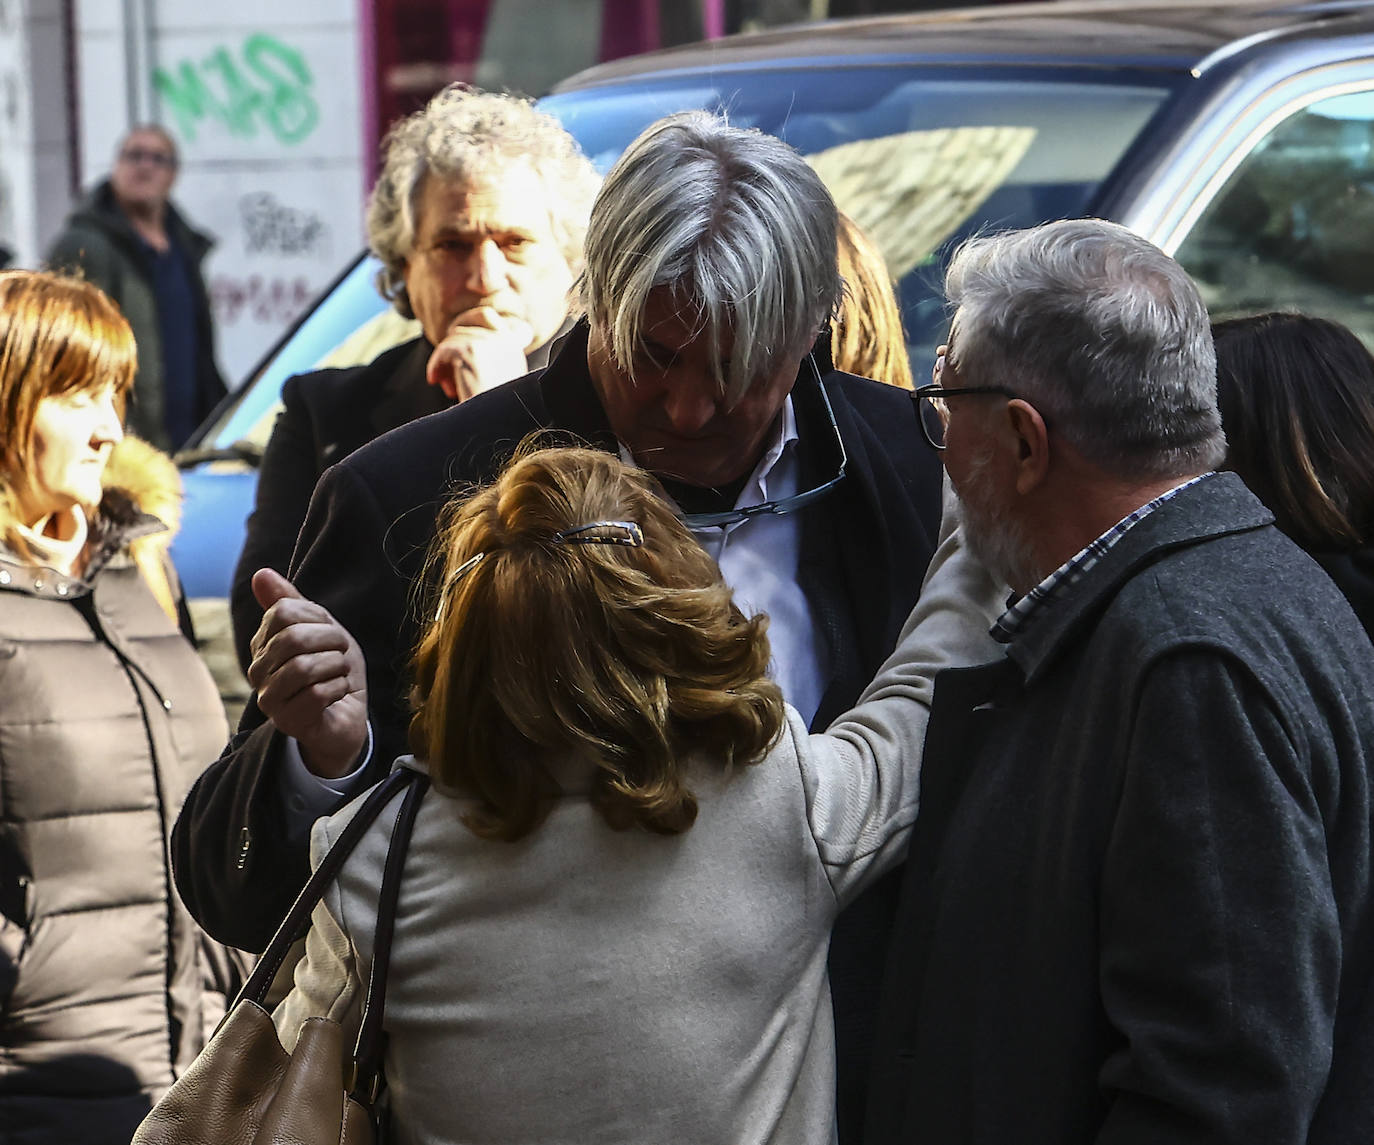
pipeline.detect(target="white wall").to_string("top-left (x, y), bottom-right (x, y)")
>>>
top-left (71, 0), bottom-right (368, 385)
top-left (0, 0), bottom-right (75, 267)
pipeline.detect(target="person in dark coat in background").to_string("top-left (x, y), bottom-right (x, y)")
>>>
top-left (45, 124), bottom-right (227, 452)
top-left (1212, 311), bottom-right (1374, 638)
top-left (0, 272), bottom-right (230, 1145)
top-left (865, 219), bottom-right (1374, 1145)
top-left (176, 110), bottom-right (954, 1144)
top-left (229, 86), bottom-right (600, 674)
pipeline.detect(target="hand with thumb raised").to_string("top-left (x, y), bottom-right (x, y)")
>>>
top-left (246, 568), bottom-right (369, 779)
top-left (251, 566), bottom-right (303, 611)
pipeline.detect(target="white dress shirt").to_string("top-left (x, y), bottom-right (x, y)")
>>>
top-left (672, 397), bottom-right (826, 726)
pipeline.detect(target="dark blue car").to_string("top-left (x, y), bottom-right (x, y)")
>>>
top-left (175, 0), bottom-right (1374, 680)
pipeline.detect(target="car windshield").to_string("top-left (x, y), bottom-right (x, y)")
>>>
top-left (546, 63), bottom-right (1174, 358)
top-left (200, 64), bottom-right (1174, 450)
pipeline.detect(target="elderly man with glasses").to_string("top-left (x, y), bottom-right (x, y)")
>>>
top-left (866, 219), bottom-right (1374, 1145)
top-left (46, 124), bottom-right (226, 451)
top-left (174, 110), bottom-right (953, 1144)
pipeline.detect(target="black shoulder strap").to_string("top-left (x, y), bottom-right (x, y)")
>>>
top-left (350, 769), bottom-right (428, 1101)
top-left (236, 766), bottom-right (423, 1008)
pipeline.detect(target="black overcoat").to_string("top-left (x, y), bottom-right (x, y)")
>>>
top-left (229, 338), bottom-right (445, 671)
top-left (230, 328), bottom-right (571, 672)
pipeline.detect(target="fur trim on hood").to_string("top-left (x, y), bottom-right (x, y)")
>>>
top-left (101, 436), bottom-right (184, 622)
top-left (102, 434), bottom-right (184, 543)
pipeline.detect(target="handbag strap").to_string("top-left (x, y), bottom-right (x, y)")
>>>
top-left (237, 766), bottom-right (421, 1008)
top-left (349, 768), bottom-right (429, 1103)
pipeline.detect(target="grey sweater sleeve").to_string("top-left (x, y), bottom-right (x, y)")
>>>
top-left (794, 483), bottom-right (1007, 906)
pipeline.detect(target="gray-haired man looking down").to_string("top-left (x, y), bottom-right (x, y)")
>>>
top-left (176, 111), bottom-right (956, 1144)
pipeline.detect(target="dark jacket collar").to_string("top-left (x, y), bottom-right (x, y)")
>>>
top-left (527, 316), bottom-right (577, 372)
top-left (534, 320), bottom-right (621, 452)
top-left (1007, 471), bottom-right (1274, 684)
top-left (73, 180), bottom-right (214, 263)
top-left (368, 317), bottom-right (583, 441)
top-left (367, 338), bottom-right (445, 440)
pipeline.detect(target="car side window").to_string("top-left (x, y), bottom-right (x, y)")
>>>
top-left (1175, 88), bottom-right (1374, 343)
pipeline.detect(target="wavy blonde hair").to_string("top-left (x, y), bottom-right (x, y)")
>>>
top-left (834, 212), bottom-right (913, 389)
top-left (409, 445), bottom-right (784, 841)
top-left (0, 271), bottom-right (136, 556)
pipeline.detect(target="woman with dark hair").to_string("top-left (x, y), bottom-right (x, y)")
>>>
top-left (0, 271), bottom-right (230, 1141)
top-left (1212, 311), bottom-right (1374, 635)
top-left (271, 445), bottom-right (1000, 1144)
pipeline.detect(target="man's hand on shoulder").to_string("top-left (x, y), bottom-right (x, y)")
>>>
top-left (426, 306), bottom-right (533, 402)
top-left (248, 568), bottom-right (369, 779)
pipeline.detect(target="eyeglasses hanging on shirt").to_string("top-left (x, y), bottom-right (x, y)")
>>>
top-left (681, 353), bottom-right (847, 530)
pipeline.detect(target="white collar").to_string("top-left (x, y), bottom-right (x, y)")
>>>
top-left (614, 395), bottom-right (799, 515)
top-left (737, 395), bottom-right (799, 506)
top-left (14, 505), bottom-right (89, 576)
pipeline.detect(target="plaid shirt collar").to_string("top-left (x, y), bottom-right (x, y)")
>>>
top-left (990, 473), bottom-right (1213, 644)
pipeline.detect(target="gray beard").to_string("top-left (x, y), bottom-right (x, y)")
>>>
top-left (954, 449), bottom-right (1042, 596)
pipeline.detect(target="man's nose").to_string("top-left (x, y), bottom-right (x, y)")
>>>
top-left (660, 381), bottom-right (718, 434)
top-left (461, 238), bottom-right (506, 295)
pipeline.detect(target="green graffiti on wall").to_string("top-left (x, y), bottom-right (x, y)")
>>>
top-left (154, 34), bottom-right (319, 146)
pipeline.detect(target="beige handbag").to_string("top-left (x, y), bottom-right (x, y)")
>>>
top-left (133, 767), bottom-right (428, 1145)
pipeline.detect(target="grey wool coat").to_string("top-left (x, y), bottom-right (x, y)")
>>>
top-left (0, 440), bottom-right (229, 1145)
top-left (865, 472), bottom-right (1374, 1145)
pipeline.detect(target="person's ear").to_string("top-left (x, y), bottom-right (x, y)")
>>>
top-left (1006, 398), bottom-right (1050, 495)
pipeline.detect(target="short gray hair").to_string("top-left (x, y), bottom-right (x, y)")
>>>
top-left (946, 218), bottom-right (1225, 480)
top-left (366, 85), bottom-right (600, 318)
top-left (579, 111), bottom-right (841, 404)
top-left (119, 123), bottom-right (179, 167)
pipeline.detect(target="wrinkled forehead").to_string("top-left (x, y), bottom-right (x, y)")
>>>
top-left (416, 162), bottom-right (555, 234)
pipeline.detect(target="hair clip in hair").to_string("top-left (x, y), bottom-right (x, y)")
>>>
top-left (435, 550), bottom-right (485, 622)
top-left (553, 520), bottom-right (644, 547)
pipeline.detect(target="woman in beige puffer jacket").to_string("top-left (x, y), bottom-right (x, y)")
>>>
top-left (0, 271), bottom-right (229, 1145)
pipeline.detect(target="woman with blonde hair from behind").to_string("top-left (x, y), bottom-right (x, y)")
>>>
top-left (0, 271), bottom-right (229, 1142)
top-left (833, 211), bottom-right (914, 389)
top-left (272, 443), bottom-right (1000, 1143)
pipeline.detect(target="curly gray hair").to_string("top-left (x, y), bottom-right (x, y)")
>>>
top-left (366, 85), bottom-right (600, 318)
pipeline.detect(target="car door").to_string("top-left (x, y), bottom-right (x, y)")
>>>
top-left (1116, 29), bottom-right (1374, 343)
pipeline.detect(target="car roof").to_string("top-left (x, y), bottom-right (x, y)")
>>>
top-left (552, 0), bottom-right (1374, 86)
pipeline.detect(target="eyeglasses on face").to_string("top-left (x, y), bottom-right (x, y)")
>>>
top-left (120, 148), bottom-right (176, 169)
top-left (911, 382), bottom-right (1020, 450)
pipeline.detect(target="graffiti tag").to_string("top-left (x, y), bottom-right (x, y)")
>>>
top-left (155, 34), bottom-right (319, 147)
top-left (211, 274), bottom-right (314, 327)
top-left (240, 192), bottom-right (329, 257)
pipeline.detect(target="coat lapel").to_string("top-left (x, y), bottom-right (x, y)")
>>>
top-left (366, 338), bottom-right (448, 441)
top-left (793, 367), bottom-right (928, 728)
